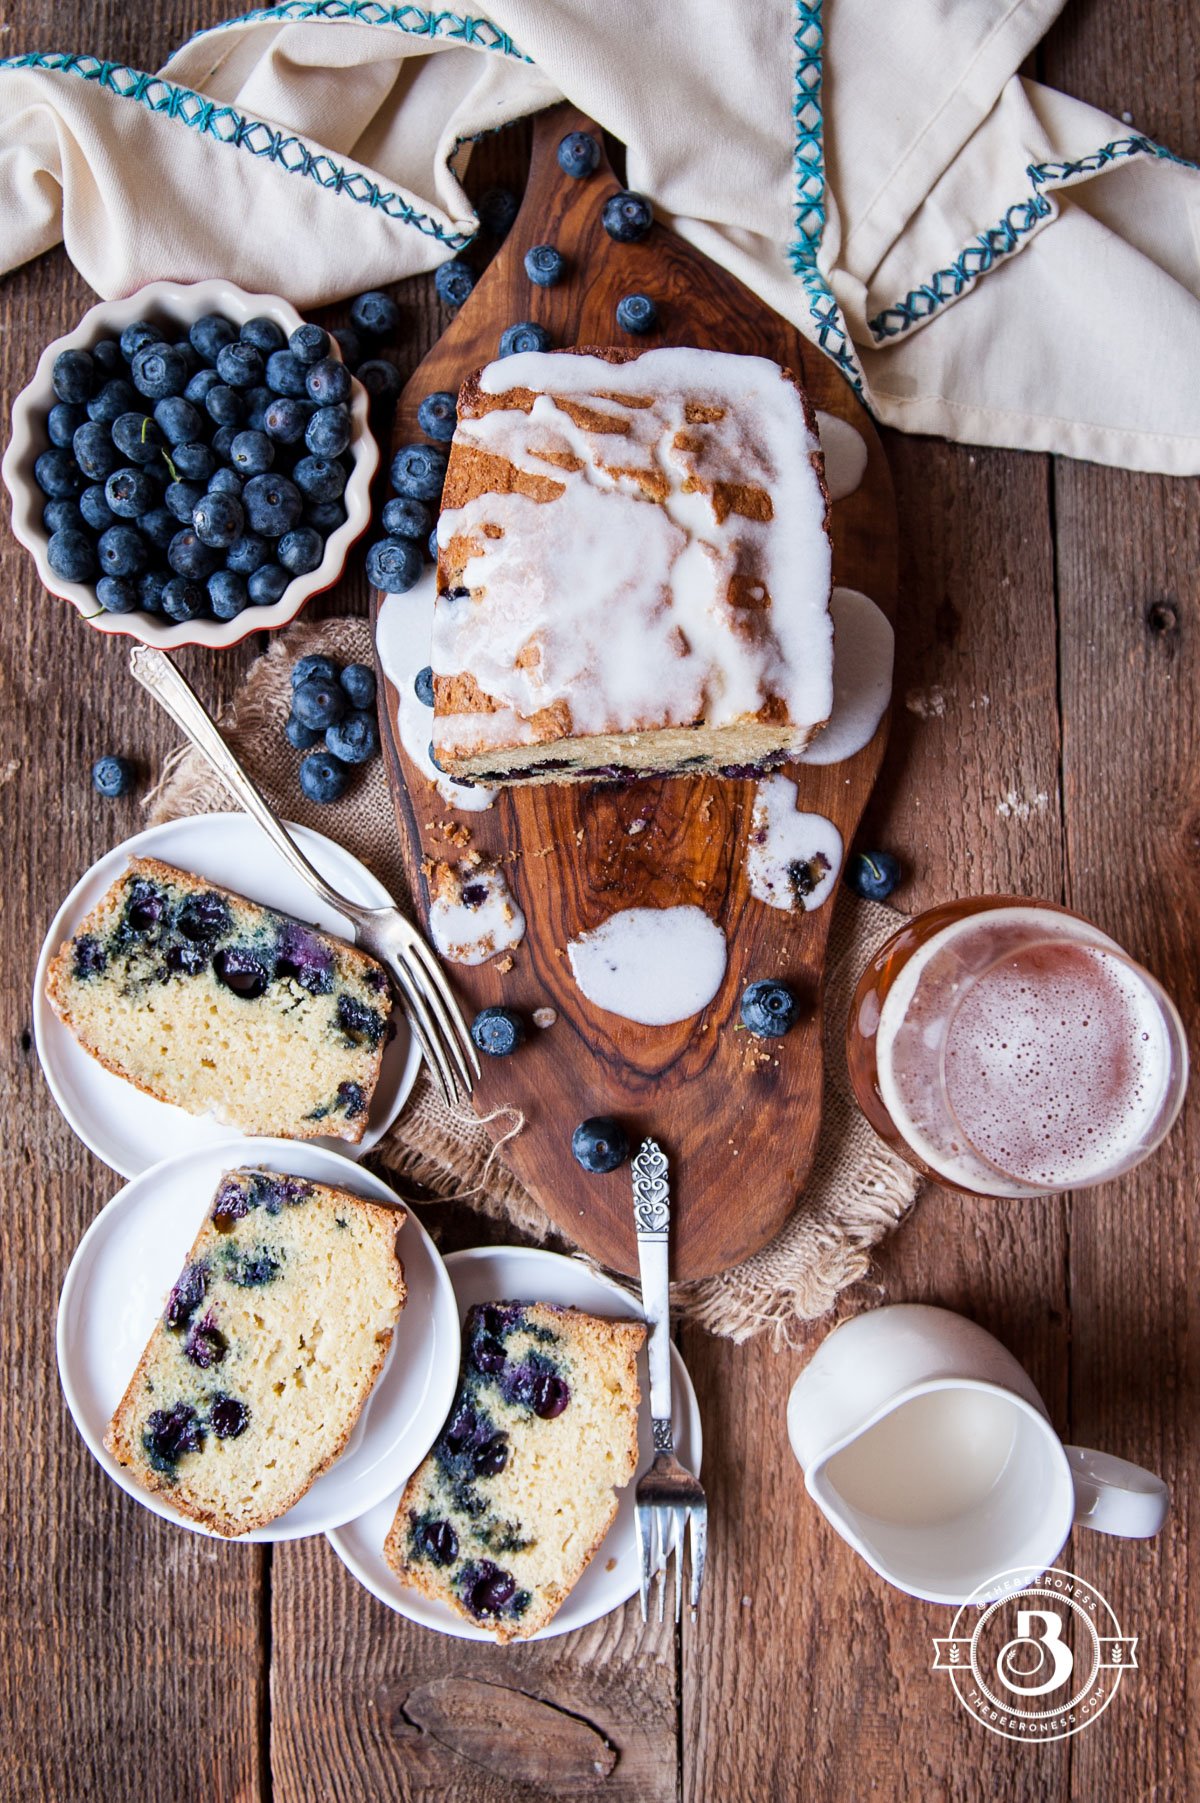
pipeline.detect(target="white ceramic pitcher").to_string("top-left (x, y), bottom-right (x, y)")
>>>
top-left (787, 1304), bottom-right (1168, 1606)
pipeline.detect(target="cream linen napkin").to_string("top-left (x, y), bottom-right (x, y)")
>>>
top-left (0, 2), bottom-right (1197, 473)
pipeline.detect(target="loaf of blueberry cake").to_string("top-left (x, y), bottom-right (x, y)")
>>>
top-left (384, 1301), bottom-right (645, 1641)
top-left (105, 1167), bottom-right (406, 1536)
top-left (431, 345), bottom-right (833, 787)
top-left (45, 857), bottom-right (392, 1141)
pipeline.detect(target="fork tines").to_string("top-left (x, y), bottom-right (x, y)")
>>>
top-left (635, 1485), bottom-right (707, 1623)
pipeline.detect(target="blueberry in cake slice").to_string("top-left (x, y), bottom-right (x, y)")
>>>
top-left (45, 857), bottom-right (392, 1141)
top-left (384, 1301), bottom-right (646, 1641)
top-left (431, 345), bottom-right (833, 786)
top-left (105, 1167), bottom-right (406, 1536)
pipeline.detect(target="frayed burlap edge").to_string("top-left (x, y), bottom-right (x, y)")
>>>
top-left (146, 617), bottom-right (921, 1345)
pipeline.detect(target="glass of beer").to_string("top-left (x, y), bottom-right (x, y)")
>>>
top-left (846, 898), bottom-right (1188, 1197)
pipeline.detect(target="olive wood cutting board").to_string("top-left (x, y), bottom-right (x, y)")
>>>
top-left (371, 103), bottom-right (897, 1280)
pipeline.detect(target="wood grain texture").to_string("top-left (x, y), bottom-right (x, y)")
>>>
top-left (374, 103), bottom-right (897, 1280)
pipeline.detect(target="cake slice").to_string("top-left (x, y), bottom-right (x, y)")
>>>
top-left (45, 856), bottom-right (392, 1142)
top-left (384, 1300), bottom-right (645, 1641)
top-left (105, 1167), bottom-right (406, 1536)
top-left (431, 345), bottom-right (833, 786)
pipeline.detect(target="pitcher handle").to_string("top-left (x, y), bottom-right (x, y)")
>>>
top-left (1065, 1446), bottom-right (1169, 1539)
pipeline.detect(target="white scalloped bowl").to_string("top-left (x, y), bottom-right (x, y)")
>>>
top-left (2, 279), bottom-right (379, 650)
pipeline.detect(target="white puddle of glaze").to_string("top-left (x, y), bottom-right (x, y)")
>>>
top-left (375, 573), bottom-right (496, 813)
top-left (797, 587), bottom-right (894, 767)
top-left (815, 410), bottom-right (868, 502)
top-left (745, 775), bottom-right (842, 912)
top-left (428, 861), bottom-right (525, 966)
top-left (567, 906), bottom-right (727, 1027)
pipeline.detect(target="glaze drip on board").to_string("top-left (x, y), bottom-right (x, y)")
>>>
top-left (428, 860), bottom-right (525, 966)
top-left (796, 587), bottom-right (893, 767)
top-left (567, 906), bottom-right (728, 1026)
top-left (745, 775), bottom-right (842, 912)
top-left (815, 410), bottom-right (868, 502)
top-left (376, 573), bottom-right (496, 812)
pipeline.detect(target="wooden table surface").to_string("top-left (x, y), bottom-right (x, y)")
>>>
top-left (1, 4), bottom-right (1195, 1799)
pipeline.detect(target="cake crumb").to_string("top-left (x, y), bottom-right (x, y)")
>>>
top-left (533, 1006), bottom-right (557, 1029)
top-left (905, 684), bottom-right (948, 719)
top-left (494, 954), bottom-right (514, 973)
top-left (437, 818), bottom-right (472, 848)
top-left (627, 818), bottom-right (648, 836)
top-left (606, 1557), bottom-right (618, 1573)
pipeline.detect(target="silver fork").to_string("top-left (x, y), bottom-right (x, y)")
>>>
top-left (129, 646), bottom-right (480, 1107)
top-left (631, 1138), bottom-right (707, 1623)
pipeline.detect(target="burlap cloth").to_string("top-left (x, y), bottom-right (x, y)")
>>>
top-left (147, 617), bottom-right (922, 1345)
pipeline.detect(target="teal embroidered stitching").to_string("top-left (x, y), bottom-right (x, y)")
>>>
top-left (787, 1), bottom-right (864, 397)
top-left (191, 1), bottom-right (531, 62)
top-left (0, 49), bottom-right (474, 249)
top-left (869, 134), bottom-right (1199, 341)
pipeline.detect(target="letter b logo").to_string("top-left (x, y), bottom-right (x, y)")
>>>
top-left (996, 1609), bottom-right (1075, 1696)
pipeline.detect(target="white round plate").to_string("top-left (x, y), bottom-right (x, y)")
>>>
top-left (33, 812), bottom-right (421, 1178)
top-left (57, 1139), bottom-right (459, 1542)
top-left (327, 1245), bottom-right (703, 1641)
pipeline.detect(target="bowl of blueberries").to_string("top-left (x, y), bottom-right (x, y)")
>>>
top-left (2, 278), bottom-right (378, 649)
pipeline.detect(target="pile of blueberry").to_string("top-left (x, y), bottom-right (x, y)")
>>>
top-left (285, 652), bottom-right (380, 804)
top-left (365, 432), bottom-right (452, 593)
top-left (35, 311), bottom-right (362, 624)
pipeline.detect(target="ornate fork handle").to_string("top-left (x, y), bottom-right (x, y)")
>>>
top-left (632, 1138), bottom-right (674, 1451)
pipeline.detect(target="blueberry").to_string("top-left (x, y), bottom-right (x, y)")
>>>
top-left (240, 315), bottom-right (286, 355)
top-left (284, 711), bottom-right (320, 750)
top-left (229, 429), bottom-right (274, 475)
top-left (215, 342), bottom-right (264, 390)
top-left (616, 292), bottom-right (658, 334)
top-left (72, 935), bottom-right (108, 978)
top-left (292, 654), bottom-right (340, 690)
top-left (138, 568), bottom-right (170, 613)
top-left (499, 321), bottom-right (551, 357)
top-left (277, 526), bottom-right (323, 575)
top-left (472, 1435), bottom-right (509, 1477)
top-left (105, 467), bottom-right (158, 519)
top-left (366, 536), bottom-right (422, 593)
top-left (165, 941), bottom-right (208, 977)
top-left (183, 1313), bottom-right (227, 1369)
top-left (325, 709), bottom-right (378, 765)
top-left (52, 349), bottom-right (94, 404)
top-left (118, 322), bottom-right (161, 363)
top-left (243, 472), bottom-right (303, 536)
top-left (262, 397), bottom-right (307, 444)
top-left (417, 390), bottom-right (458, 442)
top-left (170, 440), bottom-right (217, 482)
top-left (293, 456), bottom-right (346, 504)
top-left (304, 404), bottom-right (351, 459)
top-left (165, 479), bottom-right (206, 523)
top-left (91, 340), bottom-right (123, 377)
top-left (381, 495), bottom-right (430, 541)
top-left (142, 1402), bottom-right (204, 1473)
top-left (337, 1080), bottom-right (367, 1117)
top-left (460, 1560), bottom-right (517, 1618)
top-left (213, 945), bottom-right (270, 998)
top-left (557, 130), bottom-right (600, 178)
top-left (168, 527), bottom-right (220, 579)
top-left (208, 1394), bottom-right (250, 1439)
top-left (47, 528), bottom-right (97, 582)
top-left (47, 401), bottom-right (87, 447)
top-left (112, 412), bottom-right (166, 465)
top-left (34, 449), bottom-right (84, 498)
top-left (207, 467), bottom-right (243, 499)
top-left (152, 395), bottom-right (201, 446)
top-left (434, 257), bottom-right (475, 308)
top-left (470, 1006), bottom-right (525, 1057)
top-left (207, 569), bottom-right (248, 620)
top-left (92, 754), bottom-right (135, 797)
top-left (79, 486), bottom-right (116, 532)
top-left (478, 186), bottom-right (518, 236)
top-left (412, 1517), bottom-right (458, 1566)
top-left (205, 384), bottom-right (243, 428)
top-left (289, 323), bottom-right (329, 366)
top-left (211, 424), bottom-right (238, 463)
top-left (43, 497), bottom-right (83, 534)
top-left (339, 663), bottom-right (376, 708)
top-left (305, 357), bottom-right (351, 408)
top-left (98, 525), bottom-right (149, 577)
top-left (305, 499), bottom-right (347, 534)
top-left (602, 189), bottom-right (654, 242)
top-left (427, 527), bottom-right (439, 561)
top-left (846, 850), bottom-right (902, 901)
top-left (273, 922), bottom-right (335, 995)
top-left (138, 507), bottom-right (176, 551)
top-left (248, 564), bottom-right (291, 606)
top-left (95, 575), bottom-right (138, 613)
top-left (505, 1364), bottom-right (570, 1418)
top-left (192, 491), bottom-right (244, 548)
top-left (131, 341), bottom-right (189, 399)
top-left (524, 244), bottom-right (565, 287)
top-left (299, 750), bottom-right (349, 804)
top-left (329, 326), bottom-right (363, 369)
top-left (414, 665), bottom-right (435, 707)
top-left (265, 349), bottom-right (309, 397)
top-left (571, 1116), bottom-right (629, 1174)
top-left (226, 532), bottom-right (272, 575)
top-left (355, 360), bottom-right (402, 408)
top-left (348, 289), bottom-right (399, 339)
top-left (184, 367), bottom-right (222, 405)
top-left (70, 420), bottom-right (117, 481)
top-left (390, 442), bottom-right (447, 501)
top-left (190, 315), bottom-right (236, 362)
top-left (87, 378), bottom-right (138, 425)
top-left (244, 384), bottom-right (274, 432)
top-left (740, 978), bottom-right (800, 1039)
top-left (176, 890), bottom-right (231, 948)
top-left (293, 676), bottom-right (346, 730)
top-left (161, 576), bottom-right (207, 621)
